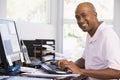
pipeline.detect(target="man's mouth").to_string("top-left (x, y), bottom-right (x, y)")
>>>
top-left (79, 23), bottom-right (88, 31)
top-left (81, 23), bottom-right (88, 28)
top-left (82, 23), bottom-right (87, 27)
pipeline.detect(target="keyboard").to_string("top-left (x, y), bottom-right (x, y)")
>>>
top-left (41, 64), bottom-right (71, 74)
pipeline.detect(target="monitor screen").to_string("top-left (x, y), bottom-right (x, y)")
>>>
top-left (0, 19), bottom-right (23, 66)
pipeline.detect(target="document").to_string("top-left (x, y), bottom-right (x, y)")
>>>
top-left (20, 66), bottom-right (39, 73)
top-left (0, 76), bottom-right (10, 80)
top-left (21, 70), bottom-right (80, 79)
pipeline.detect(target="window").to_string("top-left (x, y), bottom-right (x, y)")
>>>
top-left (7, 0), bottom-right (50, 23)
top-left (63, 0), bottom-right (114, 61)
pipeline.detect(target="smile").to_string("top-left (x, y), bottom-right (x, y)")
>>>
top-left (82, 23), bottom-right (87, 27)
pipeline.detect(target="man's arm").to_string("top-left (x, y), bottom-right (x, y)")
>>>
top-left (57, 58), bottom-right (120, 79)
top-left (80, 68), bottom-right (120, 79)
top-left (65, 61), bottom-right (120, 79)
top-left (75, 57), bottom-right (85, 69)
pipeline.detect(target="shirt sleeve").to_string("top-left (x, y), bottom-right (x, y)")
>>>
top-left (104, 28), bottom-right (120, 70)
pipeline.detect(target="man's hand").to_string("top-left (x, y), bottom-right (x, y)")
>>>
top-left (57, 60), bottom-right (83, 74)
top-left (56, 60), bottom-right (68, 71)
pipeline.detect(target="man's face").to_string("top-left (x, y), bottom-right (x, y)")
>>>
top-left (75, 5), bottom-right (97, 32)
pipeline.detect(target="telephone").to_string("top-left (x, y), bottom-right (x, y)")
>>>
top-left (21, 40), bottom-right (31, 64)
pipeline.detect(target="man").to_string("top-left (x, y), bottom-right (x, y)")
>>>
top-left (57, 2), bottom-right (120, 80)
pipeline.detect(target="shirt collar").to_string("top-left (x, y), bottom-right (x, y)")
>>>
top-left (88, 21), bottom-right (105, 43)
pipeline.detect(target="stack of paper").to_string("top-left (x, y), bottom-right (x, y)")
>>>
top-left (21, 70), bottom-right (80, 79)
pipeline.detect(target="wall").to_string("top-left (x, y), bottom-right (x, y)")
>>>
top-left (16, 22), bottom-right (55, 40)
top-left (114, 0), bottom-right (120, 38)
top-left (0, 0), bottom-right (56, 41)
top-left (0, 0), bottom-right (6, 18)
top-left (1, 0), bottom-right (120, 53)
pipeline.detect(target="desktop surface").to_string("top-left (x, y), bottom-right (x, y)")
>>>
top-left (5, 76), bottom-right (50, 80)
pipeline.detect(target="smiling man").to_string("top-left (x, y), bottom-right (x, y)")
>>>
top-left (57, 2), bottom-right (120, 80)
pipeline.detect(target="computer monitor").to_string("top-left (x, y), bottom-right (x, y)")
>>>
top-left (0, 19), bottom-right (24, 68)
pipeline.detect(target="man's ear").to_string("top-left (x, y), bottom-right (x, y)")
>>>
top-left (94, 12), bottom-right (97, 17)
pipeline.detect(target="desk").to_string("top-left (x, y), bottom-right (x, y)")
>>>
top-left (0, 68), bottom-right (80, 80)
top-left (0, 74), bottom-right (80, 80)
top-left (18, 66), bottom-right (80, 80)
top-left (20, 69), bottom-right (80, 80)
top-left (1, 75), bottom-right (85, 80)
top-left (5, 76), bottom-right (51, 80)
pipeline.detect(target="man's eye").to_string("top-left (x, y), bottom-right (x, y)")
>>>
top-left (75, 16), bottom-right (80, 20)
top-left (82, 14), bottom-right (87, 18)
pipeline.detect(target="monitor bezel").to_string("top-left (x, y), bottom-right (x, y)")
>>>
top-left (0, 19), bottom-right (23, 66)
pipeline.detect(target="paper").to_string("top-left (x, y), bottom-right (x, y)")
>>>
top-left (21, 70), bottom-right (80, 79)
top-left (0, 76), bottom-right (10, 80)
top-left (20, 66), bottom-right (39, 73)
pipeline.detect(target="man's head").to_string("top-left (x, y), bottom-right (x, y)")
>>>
top-left (75, 2), bottom-right (100, 36)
